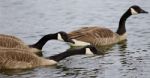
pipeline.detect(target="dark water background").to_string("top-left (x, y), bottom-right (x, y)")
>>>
top-left (0, 0), bottom-right (150, 78)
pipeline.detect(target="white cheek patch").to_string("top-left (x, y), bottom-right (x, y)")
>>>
top-left (131, 8), bottom-right (138, 15)
top-left (57, 33), bottom-right (64, 41)
top-left (70, 39), bottom-right (91, 46)
top-left (86, 48), bottom-right (94, 55)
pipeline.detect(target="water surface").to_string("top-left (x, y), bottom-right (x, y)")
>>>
top-left (0, 0), bottom-right (150, 78)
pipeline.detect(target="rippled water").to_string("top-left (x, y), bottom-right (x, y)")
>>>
top-left (0, 0), bottom-right (150, 78)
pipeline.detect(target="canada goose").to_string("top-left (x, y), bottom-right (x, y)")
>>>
top-left (68, 5), bottom-right (148, 46)
top-left (0, 45), bottom-right (98, 69)
top-left (0, 31), bottom-right (74, 53)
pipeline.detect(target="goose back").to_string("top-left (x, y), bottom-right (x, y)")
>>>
top-left (0, 34), bottom-right (24, 43)
top-left (0, 50), bottom-right (49, 69)
top-left (69, 26), bottom-right (122, 46)
top-left (0, 47), bottom-right (34, 54)
top-left (0, 36), bottom-right (30, 50)
top-left (0, 34), bottom-right (40, 53)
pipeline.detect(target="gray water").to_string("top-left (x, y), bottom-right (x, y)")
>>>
top-left (0, 0), bottom-right (150, 78)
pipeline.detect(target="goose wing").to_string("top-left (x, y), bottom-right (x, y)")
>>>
top-left (0, 34), bottom-right (23, 43)
top-left (68, 27), bottom-right (118, 45)
top-left (0, 35), bottom-right (28, 49)
top-left (0, 51), bottom-right (40, 69)
top-left (69, 27), bottom-right (115, 39)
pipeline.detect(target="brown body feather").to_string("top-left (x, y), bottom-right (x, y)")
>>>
top-left (68, 26), bottom-right (122, 46)
top-left (0, 47), bottom-right (34, 54)
top-left (0, 35), bottom-right (29, 49)
top-left (0, 35), bottom-right (30, 49)
top-left (0, 49), bottom-right (53, 69)
top-left (0, 34), bottom-right (24, 43)
top-left (0, 34), bottom-right (41, 53)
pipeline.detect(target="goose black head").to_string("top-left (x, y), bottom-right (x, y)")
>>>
top-left (129, 5), bottom-right (148, 15)
top-left (57, 31), bottom-right (75, 44)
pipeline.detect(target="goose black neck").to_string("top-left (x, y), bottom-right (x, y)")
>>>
top-left (29, 33), bottom-right (57, 50)
top-left (116, 9), bottom-right (131, 35)
top-left (48, 48), bottom-right (85, 62)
